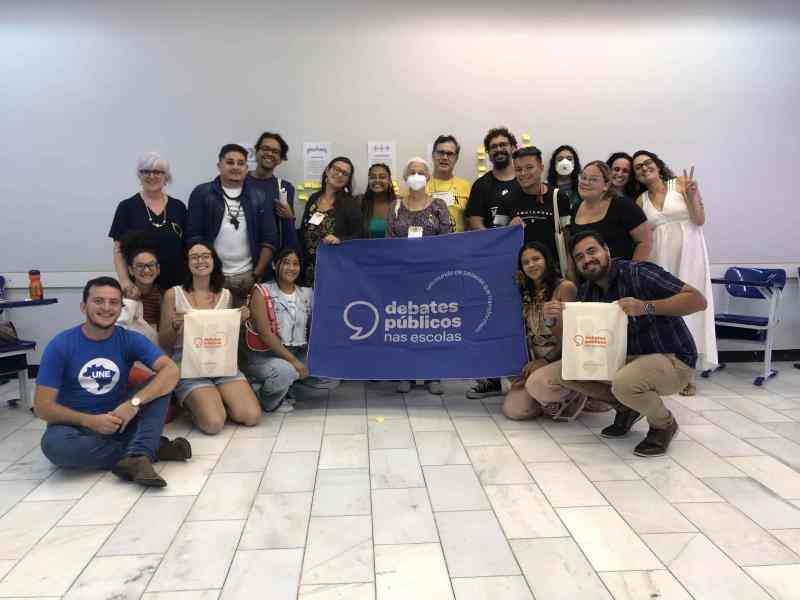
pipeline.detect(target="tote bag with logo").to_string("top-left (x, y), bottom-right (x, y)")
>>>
top-left (181, 309), bottom-right (241, 378)
top-left (117, 299), bottom-right (158, 346)
top-left (561, 302), bottom-right (628, 381)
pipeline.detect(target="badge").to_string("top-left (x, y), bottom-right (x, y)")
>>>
top-left (309, 212), bottom-right (325, 226)
top-left (278, 187), bottom-right (289, 205)
top-left (408, 226), bottom-right (423, 238)
top-left (493, 214), bottom-right (510, 226)
top-left (432, 191), bottom-right (455, 207)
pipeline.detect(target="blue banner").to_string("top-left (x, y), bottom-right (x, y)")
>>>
top-left (308, 227), bottom-right (527, 380)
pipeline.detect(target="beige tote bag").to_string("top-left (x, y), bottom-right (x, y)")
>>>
top-left (561, 302), bottom-right (628, 381)
top-left (180, 309), bottom-right (241, 378)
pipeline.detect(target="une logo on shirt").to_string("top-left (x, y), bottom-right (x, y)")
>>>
top-left (78, 358), bottom-right (120, 395)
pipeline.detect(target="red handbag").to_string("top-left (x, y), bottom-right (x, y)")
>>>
top-left (244, 283), bottom-right (278, 351)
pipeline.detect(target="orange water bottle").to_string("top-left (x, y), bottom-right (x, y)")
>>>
top-left (28, 270), bottom-right (43, 300)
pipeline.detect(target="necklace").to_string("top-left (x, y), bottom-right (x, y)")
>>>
top-left (222, 190), bottom-right (243, 230)
top-left (143, 194), bottom-right (167, 228)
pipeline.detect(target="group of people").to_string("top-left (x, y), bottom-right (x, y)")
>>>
top-left (32, 126), bottom-right (717, 487)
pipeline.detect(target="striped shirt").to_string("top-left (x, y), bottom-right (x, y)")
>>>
top-left (577, 259), bottom-right (698, 368)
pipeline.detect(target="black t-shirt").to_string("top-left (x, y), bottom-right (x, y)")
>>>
top-left (570, 196), bottom-right (647, 260)
top-left (109, 193), bottom-right (188, 289)
top-left (464, 171), bottom-right (521, 228)
top-left (498, 187), bottom-right (570, 260)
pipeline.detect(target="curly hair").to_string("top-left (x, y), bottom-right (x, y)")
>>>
top-left (632, 149), bottom-right (676, 182)
top-left (546, 144), bottom-right (581, 192)
top-left (606, 152), bottom-right (642, 199)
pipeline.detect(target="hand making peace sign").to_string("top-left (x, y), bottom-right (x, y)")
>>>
top-left (676, 166), bottom-right (699, 201)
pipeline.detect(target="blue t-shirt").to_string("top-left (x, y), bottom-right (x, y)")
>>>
top-left (37, 325), bottom-right (164, 414)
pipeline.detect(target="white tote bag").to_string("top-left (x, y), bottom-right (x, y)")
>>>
top-left (180, 309), bottom-right (241, 379)
top-left (117, 299), bottom-right (158, 346)
top-left (561, 302), bottom-right (628, 381)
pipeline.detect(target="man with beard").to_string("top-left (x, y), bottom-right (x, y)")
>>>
top-left (543, 230), bottom-right (706, 456)
top-left (248, 132), bottom-right (299, 262)
top-left (427, 134), bottom-right (471, 232)
top-left (34, 277), bottom-right (190, 487)
top-left (465, 127), bottom-right (521, 231)
top-left (186, 143), bottom-right (278, 304)
top-left (464, 127), bottom-right (521, 399)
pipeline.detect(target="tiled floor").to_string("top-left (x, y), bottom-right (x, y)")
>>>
top-left (1, 362), bottom-right (800, 599)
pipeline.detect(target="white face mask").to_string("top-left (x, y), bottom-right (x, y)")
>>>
top-left (556, 157), bottom-right (574, 176)
top-left (406, 173), bottom-right (427, 191)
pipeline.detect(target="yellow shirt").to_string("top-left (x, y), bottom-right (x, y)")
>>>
top-left (426, 176), bottom-right (471, 232)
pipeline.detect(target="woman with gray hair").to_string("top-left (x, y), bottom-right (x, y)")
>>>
top-left (386, 157), bottom-right (452, 239)
top-left (387, 157), bottom-right (452, 395)
top-left (109, 152), bottom-right (187, 294)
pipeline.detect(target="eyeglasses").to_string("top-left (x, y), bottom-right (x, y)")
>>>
top-left (258, 146), bottom-right (282, 155)
top-left (578, 174), bottom-right (604, 185)
top-left (139, 169), bottom-right (165, 176)
top-left (189, 253), bottom-right (212, 262)
top-left (488, 142), bottom-right (511, 151)
top-left (434, 150), bottom-right (457, 158)
top-left (133, 261), bottom-right (159, 272)
top-left (633, 159), bottom-right (655, 172)
top-left (329, 165), bottom-right (351, 177)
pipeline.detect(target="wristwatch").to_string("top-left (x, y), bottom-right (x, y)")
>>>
top-left (129, 396), bottom-right (142, 409)
top-left (644, 302), bottom-right (656, 316)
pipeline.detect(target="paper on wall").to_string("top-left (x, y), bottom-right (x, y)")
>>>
top-left (303, 142), bottom-right (331, 184)
top-left (367, 141), bottom-right (396, 174)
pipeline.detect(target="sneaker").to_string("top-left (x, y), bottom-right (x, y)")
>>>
top-left (600, 405), bottom-right (643, 438)
top-left (634, 415), bottom-right (679, 457)
top-left (112, 455), bottom-right (166, 488)
top-left (466, 379), bottom-right (502, 399)
top-left (156, 436), bottom-right (192, 461)
top-left (277, 397), bottom-right (295, 413)
top-left (426, 380), bottom-right (444, 395)
top-left (258, 386), bottom-right (286, 412)
top-left (397, 380), bottom-right (412, 393)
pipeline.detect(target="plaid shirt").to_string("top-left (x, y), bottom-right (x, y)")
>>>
top-left (577, 259), bottom-right (698, 368)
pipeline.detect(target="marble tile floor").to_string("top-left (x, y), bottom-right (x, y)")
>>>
top-left (0, 362), bottom-right (799, 599)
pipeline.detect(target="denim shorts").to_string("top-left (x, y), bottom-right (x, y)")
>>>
top-left (172, 351), bottom-right (247, 405)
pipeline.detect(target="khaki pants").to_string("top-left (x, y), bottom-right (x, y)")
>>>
top-left (223, 273), bottom-right (253, 308)
top-left (555, 354), bottom-right (693, 429)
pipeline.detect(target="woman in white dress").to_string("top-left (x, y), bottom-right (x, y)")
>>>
top-left (633, 150), bottom-right (718, 394)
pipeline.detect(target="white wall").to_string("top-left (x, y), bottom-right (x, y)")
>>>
top-left (2, 0), bottom-right (800, 357)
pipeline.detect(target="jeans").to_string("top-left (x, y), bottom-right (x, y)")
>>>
top-left (241, 346), bottom-right (302, 411)
top-left (41, 393), bottom-right (170, 469)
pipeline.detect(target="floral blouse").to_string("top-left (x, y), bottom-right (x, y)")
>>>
top-left (302, 199), bottom-right (336, 286)
top-left (519, 282), bottom-right (557, 360)
top-left (385, 197), bottom-right (452, 238)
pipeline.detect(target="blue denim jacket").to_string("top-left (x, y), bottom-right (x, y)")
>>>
top-left (186, 177), bottom-right (278, 265)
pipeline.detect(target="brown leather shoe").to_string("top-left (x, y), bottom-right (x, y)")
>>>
top-left (156, 436), bottom-right (192, 461)
top-left (112, 455), bottom-right (167, 488)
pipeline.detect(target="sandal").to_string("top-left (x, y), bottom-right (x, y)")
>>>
top-left (583, 398), bottom-right (613, 413)
top-left (542, 393), bottom-right (587, 422)
top-left (679, 382), bottom-right (697, 397)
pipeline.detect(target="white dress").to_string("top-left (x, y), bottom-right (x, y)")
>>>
top-left (640, 180), bottom-right (718, 370)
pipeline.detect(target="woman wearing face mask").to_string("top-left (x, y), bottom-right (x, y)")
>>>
top-left (606, 152), bottom-right (642, 201)
top-left (633, 150), bottom-right (717, 394)
top-left (570, 161), bottom-right (652, 264)
top-left (387, 157), bottom-right (452, 395)
top-left (546, 145), bottom-right (582, 211)
top-left (359, 163), bottom-right (396, 239)
top-left (299, 157), bottom-right (363, 286)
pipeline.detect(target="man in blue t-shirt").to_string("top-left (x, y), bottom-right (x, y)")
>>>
top-left (34, 277), bottom-right (189, 487)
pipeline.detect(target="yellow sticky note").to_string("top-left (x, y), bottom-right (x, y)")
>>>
top-left (374, 416), bottom-right (385, 423)
top-left (296, 183), bottom-right (305, 190)
top-left (477, 145), bottom-right (485, 153)
top-left (522, 132), bottom-right (531, 141)
top-left (478, 164), bottom-right (487, 172)
top-left (298, 192), bottom-right (308, 201)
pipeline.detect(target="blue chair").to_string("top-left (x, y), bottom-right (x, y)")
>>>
top-left (710, 267), bottom-right (786, 386)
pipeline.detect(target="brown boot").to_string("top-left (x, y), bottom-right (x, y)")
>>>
top-left (112, 455), bottom-right (167, 488)
top-left (156, 436), bottom-right (192, 461)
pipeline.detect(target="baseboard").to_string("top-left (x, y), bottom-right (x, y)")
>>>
top-left (718, 349), bottom-right (800, 363)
